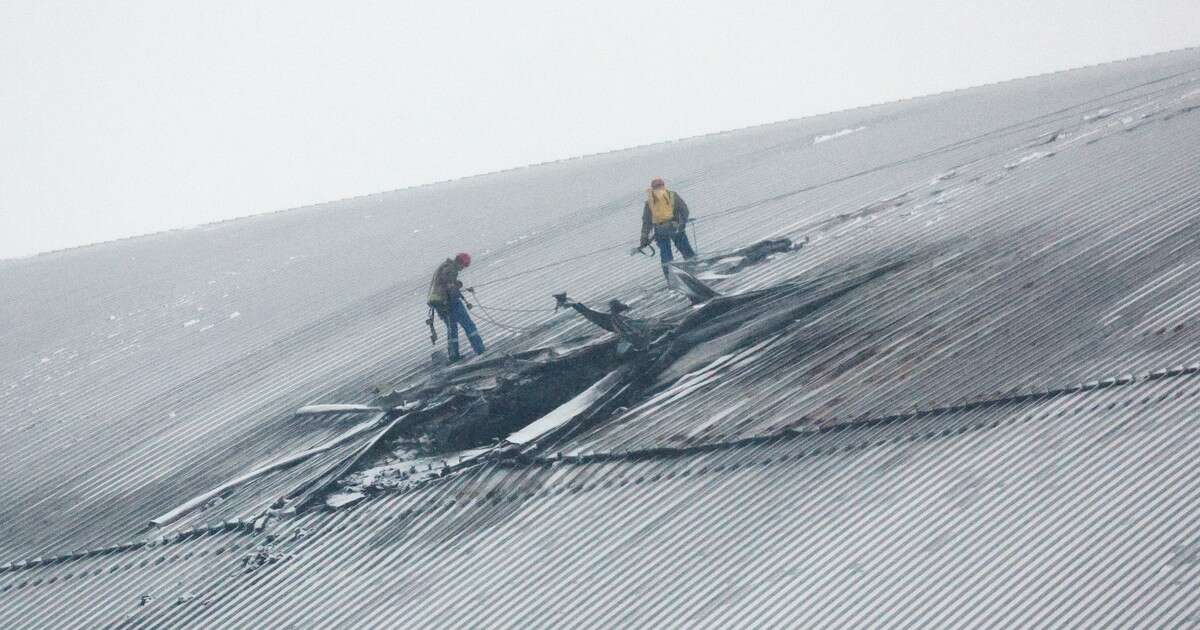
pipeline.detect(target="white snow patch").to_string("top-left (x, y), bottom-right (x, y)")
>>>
top-left (183, 319), bottom-right (200, 327)
top-left (930, 170), bottom-right (957, 185)
top-left (1084, 108), bottom-right (1115, 122)
top-left (326, 492), bottom-right (365, 508)
top-left (228, 311), bottom-right (241, 319)
top-left (813, 126), bottom-right (866, 144)
top-left (1004, 151), bottom-right (1054, 170)
top-left (199, 325), bottom-right (214, 332)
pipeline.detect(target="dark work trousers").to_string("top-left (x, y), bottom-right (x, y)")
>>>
top-left (434, 297), bottom-right (485, 362)
top-left (657, 229), bottom-right (697, 269)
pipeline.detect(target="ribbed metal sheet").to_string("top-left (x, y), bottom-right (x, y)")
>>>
top-left (1, 49), bottom-right (1200, 626)
top-left (3, 373), bottom-right (1199, 627)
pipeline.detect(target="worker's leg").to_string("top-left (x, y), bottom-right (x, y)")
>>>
top-left (655, 235), bottom-right (675, 279)
top-left (451, 298), bottom-right (485, 356)
top-left (440, 305), bottom-right (462, 362)
top-left (672, 230), bottom-right (697, 259)
top-left (656, 236), bottom-right (675, 263)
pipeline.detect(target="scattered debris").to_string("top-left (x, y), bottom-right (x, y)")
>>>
top-left (1034, 129), bottom-right (1063, 145)
top-left (240, 545), bottom-right (291, 574)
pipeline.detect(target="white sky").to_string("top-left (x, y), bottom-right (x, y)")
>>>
top-left (2, 0), bottom-right (1197, 258)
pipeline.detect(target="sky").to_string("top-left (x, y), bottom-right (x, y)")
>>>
top-left (2, 0), bottom-right (1197, 259)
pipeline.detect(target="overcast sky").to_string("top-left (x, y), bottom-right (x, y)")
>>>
top-left (2, 1), bottom-right (1197, 258)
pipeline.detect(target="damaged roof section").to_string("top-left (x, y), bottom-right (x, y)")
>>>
top-left (290, 239), bottom-right (820, 503)
top-left (550, 125), bottom-right (1200, 454)
top-left (146, 408), bottom-right (386, 534)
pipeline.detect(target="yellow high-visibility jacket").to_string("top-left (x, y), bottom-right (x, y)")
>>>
top-left (640, 189), bottom-right (691, 242)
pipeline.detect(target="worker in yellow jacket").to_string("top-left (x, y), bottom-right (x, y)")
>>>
top-left (639, 177), bottom-right (697, 268)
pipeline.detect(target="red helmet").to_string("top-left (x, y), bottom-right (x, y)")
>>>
top-left (454, 252), bottom-right (471, 267)
top-left (650, 177), bottom-right (666, 189)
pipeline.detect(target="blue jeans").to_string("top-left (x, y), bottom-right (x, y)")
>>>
top-left (436, 297), bottom-right (484, 361)
top-left (656, 230), bottom-right (697, 264)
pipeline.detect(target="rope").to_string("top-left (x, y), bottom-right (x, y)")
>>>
top-left (472, 242), bottom-right (630, 288)
top-left (468, 298), bottom-right (547, 333)
top-left (465, 297), bottom-right (556, 314)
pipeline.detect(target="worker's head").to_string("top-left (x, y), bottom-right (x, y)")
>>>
top-left (454, 252), bottom-right (472, 268)
top-left (650, 177), bottom-right (666, 190)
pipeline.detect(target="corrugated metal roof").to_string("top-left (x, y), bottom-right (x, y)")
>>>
top-left (2, 48), bottom-right (1200, 626)
top-left (4, 372), bottom-right (1200, 627)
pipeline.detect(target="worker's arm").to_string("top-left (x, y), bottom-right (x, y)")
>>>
top-left (640, 202), bottom-right (653, 246)
top-left (674, 193), bottom-right (690, 224)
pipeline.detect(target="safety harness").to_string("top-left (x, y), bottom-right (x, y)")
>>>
top-left (426, 307), bottom-right (438, 345)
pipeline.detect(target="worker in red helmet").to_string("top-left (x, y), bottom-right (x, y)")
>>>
top-left (639, 177), bottom-right (697, 272)
top-left (427, 252), bottom-right (484, 363)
